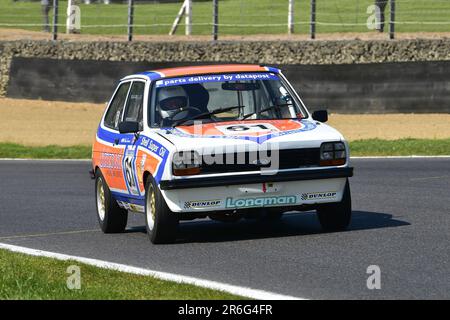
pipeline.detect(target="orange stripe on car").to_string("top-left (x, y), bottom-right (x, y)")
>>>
top-left (151, 65), bottom-right (267, 78)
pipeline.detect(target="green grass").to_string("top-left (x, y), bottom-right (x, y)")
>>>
top-left (1, 139), bottom-right (449, 159)
top-left (350, 138), bottom-right (450, 156)
top-left (0, 0), bottom-right (449, 36)
top-left (0, 248), bottom-right (243, 299)
top-left (0, 143), bottom-right (91, 159)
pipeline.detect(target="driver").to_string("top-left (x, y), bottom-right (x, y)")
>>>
top-left (157, 86), bottom-right (189, 120)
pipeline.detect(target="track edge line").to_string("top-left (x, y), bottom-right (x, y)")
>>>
top-left (0, 242), bottom-right (304, 301)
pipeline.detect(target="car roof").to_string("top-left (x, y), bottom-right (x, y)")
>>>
top-left (122, 64), bottom-right (281, 81)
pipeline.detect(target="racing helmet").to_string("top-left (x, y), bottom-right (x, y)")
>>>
top-left (157, 86), bottom-right (189, 119)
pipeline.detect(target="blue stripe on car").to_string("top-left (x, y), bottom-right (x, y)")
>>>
top-left (97, 126), bottom-right (169, 184)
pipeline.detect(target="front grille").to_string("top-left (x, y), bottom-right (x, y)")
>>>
top-left (200, 148), bottom-right (320, 174)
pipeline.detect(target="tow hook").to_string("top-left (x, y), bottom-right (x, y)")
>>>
top-left (89, 169), bottom-right (95, 180)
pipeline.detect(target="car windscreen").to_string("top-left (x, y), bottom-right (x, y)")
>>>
top-left (149, 72), bottom-right (306, 127)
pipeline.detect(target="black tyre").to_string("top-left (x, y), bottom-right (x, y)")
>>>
top-left (145, 176), bottom-right (178, 244)
top-left (317, 180), bottom-right (352, 232)
top-left (95, 169), bottom-right (128, 233)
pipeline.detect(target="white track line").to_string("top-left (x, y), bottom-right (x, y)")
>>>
top-left (0, 242), bottom-right (302, 300)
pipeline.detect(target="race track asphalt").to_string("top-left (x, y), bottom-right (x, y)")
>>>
top-left (0, 158), bottom-right (449, 299)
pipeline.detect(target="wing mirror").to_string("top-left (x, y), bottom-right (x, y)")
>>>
top-left (312, 110), bottom-right (328, 123)
top-left (119, 121), bottom-right (140, 134)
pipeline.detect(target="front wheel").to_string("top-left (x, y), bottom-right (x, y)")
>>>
top-left (145, 176), bottom-right (178, 244)
top-left (317, 180), bottom-right (352, 232)
top-left (95, 169), bottom-right (128, 233)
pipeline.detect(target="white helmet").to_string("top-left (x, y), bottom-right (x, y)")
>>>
top-left (157, 86), bottom-right (189, 119)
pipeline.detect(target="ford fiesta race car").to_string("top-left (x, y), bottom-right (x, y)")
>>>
top-left (92, 64), bottom-right (353, 244)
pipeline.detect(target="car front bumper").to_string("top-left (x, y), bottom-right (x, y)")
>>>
top-left (160, 167), bottom-right (353, 190)
top-left (160, 167), bottom-right (353, 213)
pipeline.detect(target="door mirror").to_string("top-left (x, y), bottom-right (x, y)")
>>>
top-left (119, 121), bottom-right (140, 134)
top-left (312, 110), bottom-right (328, 123)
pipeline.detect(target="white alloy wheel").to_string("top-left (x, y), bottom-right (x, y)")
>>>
top-left (146, 184), bottom-right (156, 231)
top-left (96, 177), bottom-right (106, 221)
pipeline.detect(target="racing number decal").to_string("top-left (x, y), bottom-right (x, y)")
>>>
top-left (124, 156), bottom-right (135, 189)
top-left (123, 147), bottom-right (140, 196)
top-left (227, 124), bottom-right (269, 131)
top-left (216, 123), bottom-right (280, 135)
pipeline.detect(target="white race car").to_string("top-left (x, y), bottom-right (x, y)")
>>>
top-left (92, 64), bottom-right (353, 244)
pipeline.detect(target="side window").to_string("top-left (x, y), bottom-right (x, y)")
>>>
top-left (123, 81), bottom-right (145, 130)
top-left (104, 82), bottom-right (131, 130)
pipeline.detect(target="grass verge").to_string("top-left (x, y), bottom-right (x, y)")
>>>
top-left (350, 138), bottom-right (450, 156)
top-left (0, 143), bottom-right (91, 159)
top-left (0, 248), bottom-right (243, 300)
top-left (1, 0), bottom-right (450, 35)
top-left (0, 139), bottom-right (449, 159)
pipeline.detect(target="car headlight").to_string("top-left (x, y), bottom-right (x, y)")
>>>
top-left (172, 151), bottom-right (201, 176)
top-left (320, 142), bottom-right (346, 166)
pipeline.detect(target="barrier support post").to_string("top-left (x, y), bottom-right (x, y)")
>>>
top-left (128, 0), bottom-right (134, 41)
top-left (212, 0), bottom-right (218, 41)
top-left (52, 0), bottom-right (59, 41)
top-left (185, 0), bottom-right (192, 36)
top-left (310, 0), bottom-right (316, 39)
top-left (288, 0), bottom-right (294, 34)
top-left (389, 0), bottom-right (396, 40)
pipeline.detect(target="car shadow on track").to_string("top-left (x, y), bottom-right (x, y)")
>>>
top-left (176, 210), bottom-right (410, 243)
top-left (126, 210), bottom-right (410, 244)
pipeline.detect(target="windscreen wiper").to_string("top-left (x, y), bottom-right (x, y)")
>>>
top-left (242, 103), bottom-right (292, 120)
top-left (172, 105), bottom-right (245, 127)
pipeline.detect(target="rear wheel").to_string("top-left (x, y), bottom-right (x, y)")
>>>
top-left (145, 176), bottom-right (178, 244)
top-left (317, 180), bottom-right (352, 232)
top-left (95, 169), bottom-right (128, 233)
